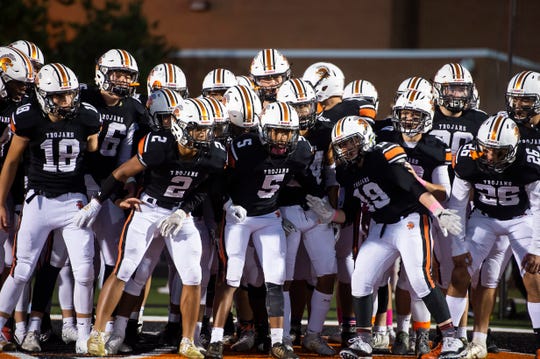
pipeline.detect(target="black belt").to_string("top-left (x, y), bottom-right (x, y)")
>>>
top-left (26, 189), bottom-right (64, 204)
top-left (142, 194), bottom-right (180, 210)
top-left (476, 209), bottom-right (525, 221)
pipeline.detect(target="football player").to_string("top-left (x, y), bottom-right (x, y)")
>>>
top-left (249, 49), bottom-right (290, 106)
top-left (0, 63), bottom-right (101, 354)
top-left (201, 68), bottom-right (237, 101)
top-left (76, 90), bottom-right (226, 358)
top-left (307, 116), bottom-right (464, 359)
top-left (445, 114), bottom-right (540, 358)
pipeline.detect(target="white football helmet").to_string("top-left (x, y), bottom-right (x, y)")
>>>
top-left (505, 71), bottom-right (540, 123)
top-left (392, 90), bottom-right (434, 136)
top-left (171, 98), bottom-right (215, 151)
top-left (201, 97), bottom-right (230, 142)
top-left (0, 46), bottom-right (35, 100)
top-left (147, 63), bottom-right (188, 98)
top-left (201, 68), bottom-right (237, 98)
top-left (259, 101), bottom-right (300, 156)
top-left (276, 78), bottom-right (317, 130)
top-left (343, 80), bottom-right (379, 112)
top-left (331, 116), bottom-right (375, 165)
top-left (395, 76), bottom-right (433, 102)
top-left (95, 49), bottom-right (139, 97)
top-left (249, 49), bottom-right (291, 101)
top-left (236, 75), bottom-right (255, 90)
top-left (35, 63), bottom-right (80, 119)
top-left (146, 88), bottom-right (183, 130)
top-left (9, 40), bottom-right (45, 71)
top-left (302, 62), bottom-right (345, 102)
top-left (475, 114), bottom-right (520, 173)
top-left (222, 85), bottom-right (262, 129)
top-left (433, 63), bottom-right (474, 113)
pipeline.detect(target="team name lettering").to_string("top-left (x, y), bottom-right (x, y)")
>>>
top-left (354, 177), bottom-right (370, 187)
top-left (481, 179), bottom-right (513, 186)
top-left (100, 114), bottom-right (125, 123)
top-left (0, 116), bottom-right (10, 124)
top-left (264, 168), bottom-right (289, 175)
top-left (45, 132), bottom-right (75, 138)
top-left (436, 123), bottom-right (467, 131)
top-left (170, 170), bottom-right (198, 177)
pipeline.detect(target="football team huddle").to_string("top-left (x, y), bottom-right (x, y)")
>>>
top-left (0, 42), bottom-right (538, 359)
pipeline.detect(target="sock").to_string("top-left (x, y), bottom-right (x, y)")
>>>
top-left (527, 302), bottom-right (540, 329)
top-left (438, 321), bottom-right (455, 338)
top-left (306, 290), bottom-right (332, 334)
top-left (62, 317), bottom-right (75, 329)
top-left (373, 325), bottom-right (387, 334)
top-left (28, 317), bottom-right (42, 333)
top-left (283, 290), bottom-right (291, 340)
top-left (129, 311), bottom-right (139, 320)
top-left (396, 314), bottom-right (411, 333)
top-left (446, 295), bottom-right (467, 328)
top-left (270, 328), bottom-right (283, 346)
top-left (456, 326), bottom-right (468, 340)
top-left (76, 317), bottom-right (92, 338)
top-left (210, 327), bottom-right (224, 343)
top-left (471, 332), bottom-right (487, 346)
top-left (15, 321), bottom-right (27, 338)
top-left (113, 316), bottom-right (129, 336)
top-left (386, 309), bottom-right (393, 327)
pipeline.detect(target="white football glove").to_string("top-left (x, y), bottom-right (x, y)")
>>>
top-left (434, 208), bottom-right (462, 237)
top-left (306, 194), bottom-right (336, 224)
top-left (74, 198), bottom-right (102, 228)
top-left (158, 209), bottom-right (187, 237)
top-left (282, 218), bottom-right (297, 236)
top-left (223, 199), bottom-right (247, 224)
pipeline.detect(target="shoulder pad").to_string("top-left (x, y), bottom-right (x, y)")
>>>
top-left (374, 142), bottom-right (407, 164)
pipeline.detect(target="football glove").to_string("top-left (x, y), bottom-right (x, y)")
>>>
top-left (282, 218), bottom-right (297, 235)
top-left (306, 194), bottom-right (336, 224)
top-left (158, 209), bottom-right (187, 237)
top-left (74, 198), bottom-right (102, 228)
top-left (434, 208), bottom-right (462, 237)
top-left (223, 199), bottom-right (247, 224)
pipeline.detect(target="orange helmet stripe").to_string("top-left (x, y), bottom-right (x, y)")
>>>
top-left (50, 63), bottom-right (69, 88)
top-left (118, 49), bottom-right (131, 67)
top-left (238, 85), bottom-right (253, 123)
top-left (512, 71), bottom-right (532, 90)
top-left (163, 89), bottom-right (178, 107)
top-left (489, 114), bottom-right (505, 141)
top-left (264, 49), bottom-right (274, 71)
top-left (450, 63), bottom-right (463, 80)
top-left (291, 78), bottom-right (306, 98)
top-left (9, 47), bottom-right (34, 81)
top-left (165, 63), bottom-right (174, 84)
top-left (214, 69), bottom-right (224, 85)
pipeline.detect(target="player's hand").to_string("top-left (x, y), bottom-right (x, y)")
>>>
top-left (74, 198), bottom-right (102, 228)
top-left (158, 209), bottom-right (187, 237)
top-left (0, 205), bottom-right (10, 232)
top-left (117, 197), bottom-right (142, 211)
top-left (332, 223), bottom-right (341, 242)
top-left (433, 208), bottom-right (462, 236)
top-left (521, 253), bottom-right (540, 274)
top-left (282, 218), bottom-right (297, 236)
top-left (223, 199), bottom-right (247, 224)
top-left (452, 252), bottom-right (472, 268)
top-left (306, 195), bottom-right (336, 224)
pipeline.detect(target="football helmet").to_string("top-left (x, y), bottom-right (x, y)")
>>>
top-left (222, 85), bottom-right (262, 129)
top-left (392, 90), bottom-right (434, 136)
top-left (9, 40), bottom-right (45, 72)
top-left (276, 78), bottom-right (317, 130)
top-left (302, 62), bottom-right (345, 102)
top-left (0, 46), bottom-right (35, 100)
top-left (201, 97), bottom-right (230, 142)
top-left (249, 48), bottom-right (291, 101)
top-left (259, 101), bottom-right (300, 156)
top-left (147, 63), bottom-right (188, 98)
top-left (236, 75), bottom-right (255, 90)
top-left (146, 88), bottom-right (183, 131)
top-left (475, 114), bottom-right (520, 173)
top-left (469, 84), bottom-right (480, 110)
top-left (395, 76), bottom-right (433, 102)
top-left (201, 68), bottom-right (237, 98)
top-left (331, 116), bottom-right (375, 165)
top-left (433, 63), bottom-right (474, 113)
top-left (505, 71), bottom-right (540, 123)
top-left (95, 49), bottom-right (139, 97)
top-left (171, 98), bottom-right (215, 151)
top-left (35, 63), bottom-right (80, 120)
top-left (343, 80), bottom-right (379, 112)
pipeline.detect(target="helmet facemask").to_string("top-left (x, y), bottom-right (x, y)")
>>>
top-left (475, 139), bottom-right (518, 174)
top-left (100, 67), bottom-right (139, 98)
top-left (171, 120), bottom-right (215, 153)
top-left (290, 100), bottom-right (317, 131)
top-left (254, 72), bottom-right (289, 102)
top-left (435, 83), bottom-right (473, 113)
top-left (392, 108), bottom-right (428, 137)
top-left (262, 125), bottom-right (298, 156)
top-left (37, 88), bottom-right (80, 120)
top-left (505, 94), bottom-right (540, 124)
top-left (333, 134), bottom-right (364, 166)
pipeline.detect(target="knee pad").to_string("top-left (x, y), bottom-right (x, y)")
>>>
top-left (265, 282), bottom-right (284, 317)
top-left (12, 261), bottom-right (33, 284)
top-left (72, 262), bottom-right (95, 286)
top-left (116, 259), bottom-right (138, 282)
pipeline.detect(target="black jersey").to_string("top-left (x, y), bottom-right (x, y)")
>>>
top-left (336, 142), bottom-right (428, 224)
top-left (81, 86), bottom-right (150, 182)
top-left (453, 141), bottom-right (540, 220)
top-left (518, 123), bottom-right (540, 151)
top-left (376, 130), bottom-right (451, 182)
top-left (137, 131), bottom-right (226, 208)
top-left (11, 101), bottom-right (101, 195)
top-left (227, 132), bottom-right (313, 216)
top-left (0, 96), bottom-right (33, 163)
top-left (430, 107), bottom-right (487, 156)
top-left (318, 99), bottom-right (376, 126)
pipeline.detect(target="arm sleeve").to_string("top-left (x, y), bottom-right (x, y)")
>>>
top-left (446, 176), bottom-right (472, 256)
top-left (431, 164), bottom-right (452, 202)
top-left (525, 180), bottom-right (540, 256)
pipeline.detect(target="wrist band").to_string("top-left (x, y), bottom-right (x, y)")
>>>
top-left (428, 202), bottom-right (443, 214)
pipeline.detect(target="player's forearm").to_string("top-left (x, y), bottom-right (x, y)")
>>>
top-left (0, 160), bottom-right (19, 205)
